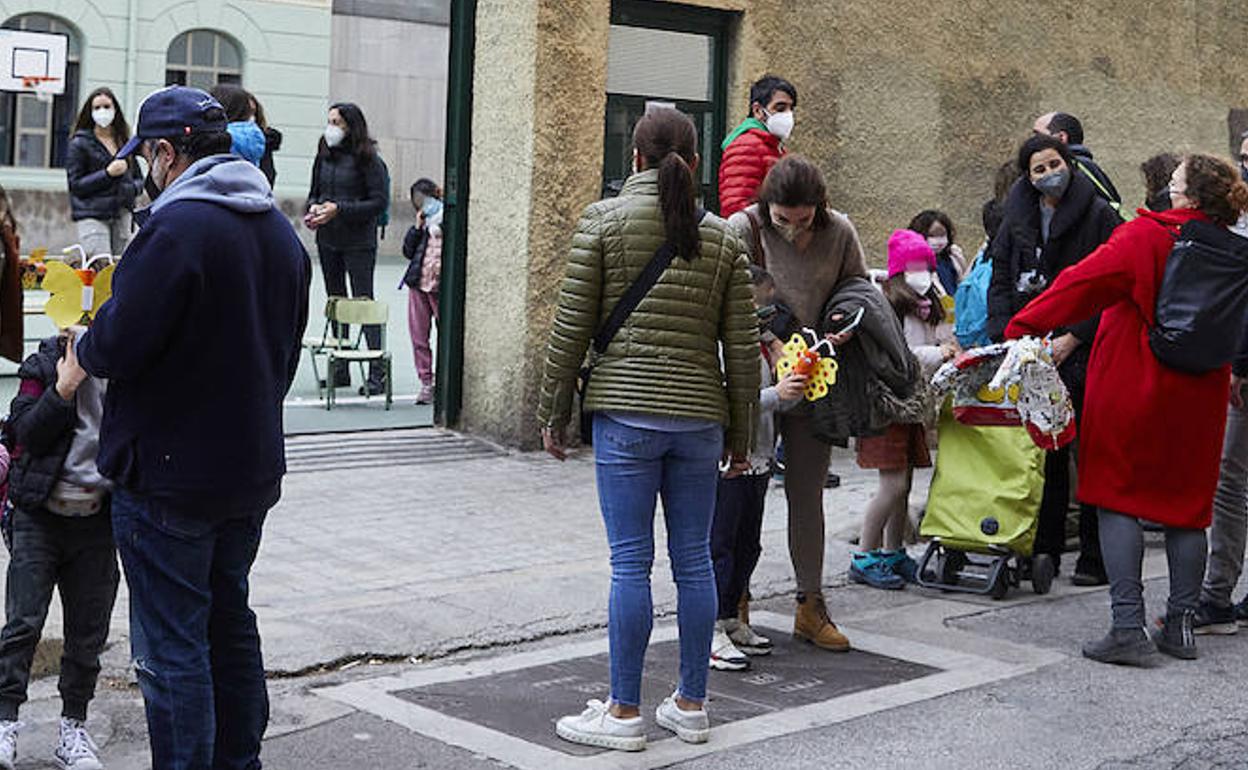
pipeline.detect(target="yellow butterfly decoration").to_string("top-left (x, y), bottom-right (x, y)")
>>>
top-left (774, 330), bottom-right (839, 401)
top-left (41, 255), bottom-right (115, 328)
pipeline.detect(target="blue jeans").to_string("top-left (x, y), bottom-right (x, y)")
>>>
top-left (593, 414), bottom-right (722, 707)
top-left (112, 490), bottom-right (270, 770)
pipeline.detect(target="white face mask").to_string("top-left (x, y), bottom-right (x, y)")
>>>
top-left (764, 109), bottom-right (794, 141)
top-left (926, 236), bottom-right (949, 254)
top-left (904, 271), bottom-right (933, 295)
top-left (92, 107), bottom-right (115, 129)
top-left (324, 124), bottom-right (346, 148)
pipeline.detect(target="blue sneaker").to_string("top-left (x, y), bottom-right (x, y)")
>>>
top-left (849, 553), bottom-right (905, 590)
top-left (880, 549), bottom-right (919, 584)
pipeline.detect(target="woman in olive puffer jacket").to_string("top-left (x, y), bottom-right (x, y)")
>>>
top-left (538, 108), bottom-right (758, 752)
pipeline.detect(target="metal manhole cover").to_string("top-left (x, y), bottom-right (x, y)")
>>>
top-left (393, 624), bottom-right (938, 756)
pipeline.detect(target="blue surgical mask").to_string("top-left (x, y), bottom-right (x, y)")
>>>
top-left (422, 198), bottom-right (443, 219)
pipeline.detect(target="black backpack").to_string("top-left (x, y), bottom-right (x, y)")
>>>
top-left (1150, 220), bottom-right (1248, 374)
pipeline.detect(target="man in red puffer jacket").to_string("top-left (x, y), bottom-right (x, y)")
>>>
top-left (718, 75), bottom-right (798, 218)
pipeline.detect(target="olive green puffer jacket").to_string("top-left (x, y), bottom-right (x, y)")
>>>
top-left (537, 170), bottom-right (759, 454)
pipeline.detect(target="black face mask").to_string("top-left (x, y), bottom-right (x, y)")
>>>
top-left (1241, 163), bottom-right (1248, 185)
top-left (142, 141), bottom-right (168, 203)
top-left (1146, 188), bottom-right (1172, 213)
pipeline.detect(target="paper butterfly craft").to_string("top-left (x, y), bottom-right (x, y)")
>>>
top-left (42, 249), bottom-right (115, 328)
top-left (774, 329), bottom-right (839, 401)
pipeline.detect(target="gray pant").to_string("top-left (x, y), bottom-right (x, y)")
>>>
top-left (1100, 509), bottom-right (1205, 629)
top-left (1202, 403), bottom-right (1248, 607)
top-left (75, 214), bottom-right (131, 260)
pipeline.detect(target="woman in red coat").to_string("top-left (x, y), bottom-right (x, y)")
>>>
top-left (1007, 154), bottom-right (1248, 666)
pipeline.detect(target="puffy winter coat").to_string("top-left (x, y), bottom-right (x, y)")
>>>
top-left (537, 169), bottom-right (760, 454)
top-left (307, 146), bottom-right (387, 250)
top-left (65, 130), bottom-right (141, 222)
top-left (1006, 208), bottom-right (1228, 529)
top-left (5, 338), bottom-right (83, 512)
top-left (718, 120), bottom-right (782, 218)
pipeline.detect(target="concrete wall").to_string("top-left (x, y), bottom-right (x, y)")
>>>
top-left (459, 0), bottom-right (1248, 447)
top-left (0, 0), bottom-right (333, 252)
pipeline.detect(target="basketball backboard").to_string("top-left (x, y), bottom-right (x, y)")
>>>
top-left (0, 28), bottom-right (67, 95)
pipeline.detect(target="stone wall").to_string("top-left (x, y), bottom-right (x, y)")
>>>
top-left (459, 0), bottom-right (1248, 448)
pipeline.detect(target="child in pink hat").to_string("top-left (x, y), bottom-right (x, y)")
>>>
top-left (851, 229), bottom-right (959, 591)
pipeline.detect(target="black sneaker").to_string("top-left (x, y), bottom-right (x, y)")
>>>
top-left (1081, 628), bottom-right (1157, 666)
top-left (1192, 600), bottom-right (1238, 636)
top-left (1236, 596), bottom-right (1248, 626)
top-left (824, 472), bottom-right (840, 489)
top-left (1152, 610), bottom-right (1198, 660)
top-left (358, 381), bottom-right (385, 397)
top-left (1072, 556), bottom-right (1107, 587)
top-left (1071, 568), bottom-right (1109, 587)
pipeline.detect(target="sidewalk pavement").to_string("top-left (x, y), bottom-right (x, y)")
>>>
top-left (4, 427), bottom-right (1245, 769)
top-left (12, 428), bottom-right (899, 676)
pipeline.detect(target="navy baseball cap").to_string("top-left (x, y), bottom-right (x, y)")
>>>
top-left (116, 86), bottom-right (228, 159)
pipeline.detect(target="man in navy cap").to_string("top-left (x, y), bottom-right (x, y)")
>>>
top-left (74, 85), bottom-right (310, 769)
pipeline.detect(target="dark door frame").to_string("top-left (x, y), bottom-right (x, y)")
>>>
top-left (435, 0), bottom-right (476, 427)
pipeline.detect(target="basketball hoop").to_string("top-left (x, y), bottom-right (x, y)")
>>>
top-left (21, 75), bottom-right (59, 104)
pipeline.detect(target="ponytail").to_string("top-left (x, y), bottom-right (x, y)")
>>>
top-left (658, 151), bottom-right (700, 259)
top-left (633, 107), bottom-right (701, 259)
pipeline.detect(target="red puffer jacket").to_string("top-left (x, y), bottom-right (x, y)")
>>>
top-left (718, 128), bottom-right (782, 218)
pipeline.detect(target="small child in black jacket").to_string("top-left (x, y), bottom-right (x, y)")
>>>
top-left (0, 334), bottom-right (114, 769)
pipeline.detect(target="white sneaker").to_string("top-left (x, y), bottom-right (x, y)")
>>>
top-left (655, 692), bottom-right (710, 744)
top-left (0, 720), bottom-right (19, 770)
top-left (54, 718), bottom-right (103, 770)
top-left (709, 623), bottom-right (750, 671)
top-left (555, 699), bottom-right (645, 752)
top-left (724, 618), bottom-right (773, 656)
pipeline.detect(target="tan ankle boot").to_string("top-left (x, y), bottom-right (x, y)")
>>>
top-left (737, 594), bottom-right (751, 626)
top-left (793, 594), bottom-right (850, 652)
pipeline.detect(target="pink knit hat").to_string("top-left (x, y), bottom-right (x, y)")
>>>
top-left (887, 229), bottom-right (936, 278)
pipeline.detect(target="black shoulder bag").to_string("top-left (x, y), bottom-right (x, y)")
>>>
top-left (578, 211), bottom-right (706, 444)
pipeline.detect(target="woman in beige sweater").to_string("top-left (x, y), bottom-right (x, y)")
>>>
top-left (729, 155), bottom-right (868, 652)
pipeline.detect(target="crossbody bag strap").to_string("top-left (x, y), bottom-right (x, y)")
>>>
top-left (743, 207), bottom-right (766, 269)
top-left (592, 209), bottom-right (707, 355)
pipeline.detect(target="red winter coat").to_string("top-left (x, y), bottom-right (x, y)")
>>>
top-left (1006, 208), bottom-right (1229, 529)
top-left (718, 128), bottom-right (782, 218)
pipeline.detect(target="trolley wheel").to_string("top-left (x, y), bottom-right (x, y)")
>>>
top-left (990, 567), bottom-right (1010, 600)
top-left (1031, 553), bottom-right (1056, 595)
top-left (941, 550), bottom-right (967, 586)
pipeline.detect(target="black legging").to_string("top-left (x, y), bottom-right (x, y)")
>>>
top-left (318, 243), bottom-right (382, 384)
top-left (1034, 374), bottom-right (1102, 572)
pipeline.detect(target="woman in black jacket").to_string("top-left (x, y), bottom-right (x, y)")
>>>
top-left (988, 133), bottom-right (1121, 586)
top-left (306, 102), bottom-right (388, 393)
top-left (64, 87), bottom-right (141, 260)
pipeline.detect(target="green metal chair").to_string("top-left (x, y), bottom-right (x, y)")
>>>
top-left (325, 298), bottom-right (392, 410)
top-left (302, 297), bottom-right (352, 397)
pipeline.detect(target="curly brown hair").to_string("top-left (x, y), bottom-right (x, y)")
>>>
top-left (1182, 154), bottom-right (1248, 227)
